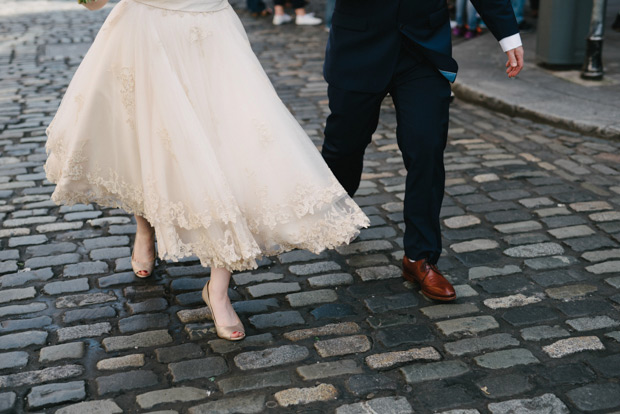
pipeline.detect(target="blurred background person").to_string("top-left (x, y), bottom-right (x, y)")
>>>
top-left (246, 0), bottom-right (272, 17)
top-left (453, 0), bottom-right (480, 39)
top-left (511, 0), bottom-right (533, 31)
top-left (325, 0), bottom-right (335, 30)
top-left (273, 0), bottom-right (322, 25)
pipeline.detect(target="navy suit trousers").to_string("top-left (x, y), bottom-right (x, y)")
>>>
top-left (322, 46), bottom-right (451, 264)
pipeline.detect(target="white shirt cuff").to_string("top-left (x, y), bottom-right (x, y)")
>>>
top-left (499, 33), bottom-right (522, 52)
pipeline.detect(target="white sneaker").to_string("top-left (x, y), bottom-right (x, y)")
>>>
top-left (296, 13), bottom-right (322, 26)
top-left (273, 14), bottom-right (292, 25)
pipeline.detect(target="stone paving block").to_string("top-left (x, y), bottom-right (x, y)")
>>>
top-left (585, 260), bottom-right (620, 274)
top-left (436, 316), bottom-right (499, 336)
top-left (218, 370), bottom-right (292, 394)
top-left (356, 265), bottom-right (401, 281)
top-left (39, 342), bottom-right (84, 362)
top-left (57, 322), bottom-right (111, 342)
top-left (96, 370), bottom-right (159, 395)
top-left (0, 351), bottom-right (28, 370)
top-left (0, 392), bottom-right (16, 414)
top-left (484, 294), bottom-right (542, 309)
top-left (232, 272), bottom-right (283, 285)
top-left (43, 278), bottom-right (89, 295)
top-left (286, 289), bottom-right (338, 307)
top-left (278, 250), bottom-right (328, 263)
top-left (188, 394), bottom-right (266, 414)
top-left (155, 343), bottom-right (204, 363)
top-left (444, 215), bottom-right (480, 229)
top-left (128, 297), bottom-right (168, 315)
top-left (444, 333), bottom-right (520, 356)
top-left (289, 261), bottom-right (341, 275)
top-left (307, 273), bottom-right (354, 287)
top-left (63, 261), bottom-right (109, 277)
top-left (169, 357), bottom-right (228, 382)
top-left (56, 292), bottom-right (117, 308)
top-left (468, 265), bottom-right (521, 280)
top-left (208, 333), bottom-right (275, 354)
top-left (0, 286), bottom-right (36, 304)
top-left (365, 347), bottom-right (440, 370)
top-left (27, 380), bottom-right (85, 409)
top-left (248, 310), bottom-right (305, 329)
top-left (345, 374), bottom-right (398, 396)
top-left (118, 313), bottom-right (169, 333)
top-left (545, 284), bottom-right (597, 300)
top-left (365, 292), bottom-right (418, 313)
top-left (569, 200), bottom-right (612, 212)
top-left (24, 253), bottom-right (80, 269)
top-left (0, 330), bottom-right (47, 350)
top-left (234, 345), bottom-right (309, 370)
top-left (0, 364), bottom-right (84, 388)
top-left (548, 225), bottom-right (596, 239)
top-left (97, 354), bottom-right (145, 370)
top-left (589, 211), bottom-right (620, 222)
top-left (284, 322), bottom-right (361, 341)
top-left (583, 248), bottom-right (620, 262)
top-left (335, 396), bottom-right (413, 414)
top-left (450, 239), bottom-right (499, 253)
top-left (274, 383), bottom-right (338, 407)
top-left (520, 325), bottom-right (570, 341)
top-left (246, 282), bottom-right (301, 298)
top-left (476, 373), bottom-right (533, 399)
top-left (233, 298), bottom-right (279, 315)
top-left (297, 359), bottom-right (362, 380)
top-left (588, 354), bottom-right (620, 378)
top-left (566, 383), bottom-right (620, 412)
top-left (495, 221), bottom-right (542, 234)
top-left (0, 315), bottom-right (52, 333)
top-left (314, 335), bottom-right (371, 358)
top-left (136, 387), bottom-right (211, 409)
top-left (474, 348), bottom-right (539, 369)
top-left (420, 303), bottom-right (478, 319)
top-left (524, 255), bottom-right (578, 270)
top-left (63, 306), bottom-right (116, 324)
top-left (487, 393), bottom-right (569, 414)
top-left (0, 302), bottom-right (48, 318)
top-left (0, 267), bottom-right (53, 288)
top-left (566, 315), bottom-right (620, 331)
top-left (503, 242), bottom-right (563, 258)
top-left (400, 360), bottom-right (469, 383)
top-left (102, 330), bottom-right (173, 352)
top-left (543, 336), bottom-right (605, 358)
top-left (26, 241), bottom-right (77, 257)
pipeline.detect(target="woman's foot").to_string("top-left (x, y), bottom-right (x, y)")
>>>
top-left (131, 216), bottom-right (156, 278)
top-left (202, 280), bottom-right (245, 341)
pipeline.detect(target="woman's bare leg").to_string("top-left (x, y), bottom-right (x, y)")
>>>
top-left (207, 267), bottom-right (244, 339)
top-left (133, 215), bottom-right (155, 277)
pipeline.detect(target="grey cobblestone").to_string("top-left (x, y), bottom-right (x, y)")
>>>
top-left (2, 3), bottom-right (620, 413)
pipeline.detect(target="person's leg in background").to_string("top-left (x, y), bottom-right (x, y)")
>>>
top-left (452, 0), bottom-right (466, 36)
top-left (325, 0), bottom-right (336, 30)
top-left (465, 0), bottom-right (479, 38)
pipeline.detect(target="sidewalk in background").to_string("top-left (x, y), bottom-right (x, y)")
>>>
top-left (452, 5), bottom-right (620, 140)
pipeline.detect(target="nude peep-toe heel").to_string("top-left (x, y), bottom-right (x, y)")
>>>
top-left (131, 229), bottom-right (156, 278)
top-left (131, 253), bottom-right (155, 278)
top-left (202, 281), bottom-right (245, 341)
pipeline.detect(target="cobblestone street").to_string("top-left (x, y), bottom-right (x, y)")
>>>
top-left (1, 1), bottom-right (620, 413)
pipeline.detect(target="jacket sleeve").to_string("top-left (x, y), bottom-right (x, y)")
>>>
top-left (469, 0), bottom-right (519, 41)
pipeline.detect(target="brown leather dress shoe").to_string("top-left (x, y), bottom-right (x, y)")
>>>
top-left (402, 256), bottom-right (456, 302)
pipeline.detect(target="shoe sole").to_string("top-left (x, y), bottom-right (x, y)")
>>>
top-left (402, 271), bottom-right (457, 302)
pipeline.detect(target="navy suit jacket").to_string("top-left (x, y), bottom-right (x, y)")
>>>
top-left (324, 0), bottom-right (519, 93)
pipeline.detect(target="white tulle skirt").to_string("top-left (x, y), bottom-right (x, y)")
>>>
top-left (45, 0), bottom-right (369, 271)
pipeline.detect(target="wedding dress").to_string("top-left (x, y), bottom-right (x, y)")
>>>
top-left (45, 0), bottom-right (369, 271)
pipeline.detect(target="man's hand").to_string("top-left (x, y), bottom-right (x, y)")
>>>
top-left (505, 46), bottom-right (524, 78)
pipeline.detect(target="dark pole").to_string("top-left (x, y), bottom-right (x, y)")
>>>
top-left (581, 0), bottom-right (607, 80)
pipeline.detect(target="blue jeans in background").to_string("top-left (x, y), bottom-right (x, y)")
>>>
top-left (455, 0), bottom-right (478, 29)
top-left (326, 0), bottom-right (335, 28)
top-left (511, 0), bottom-right (525, 24)
top-left (246, 0), bottom-right (266, 13)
